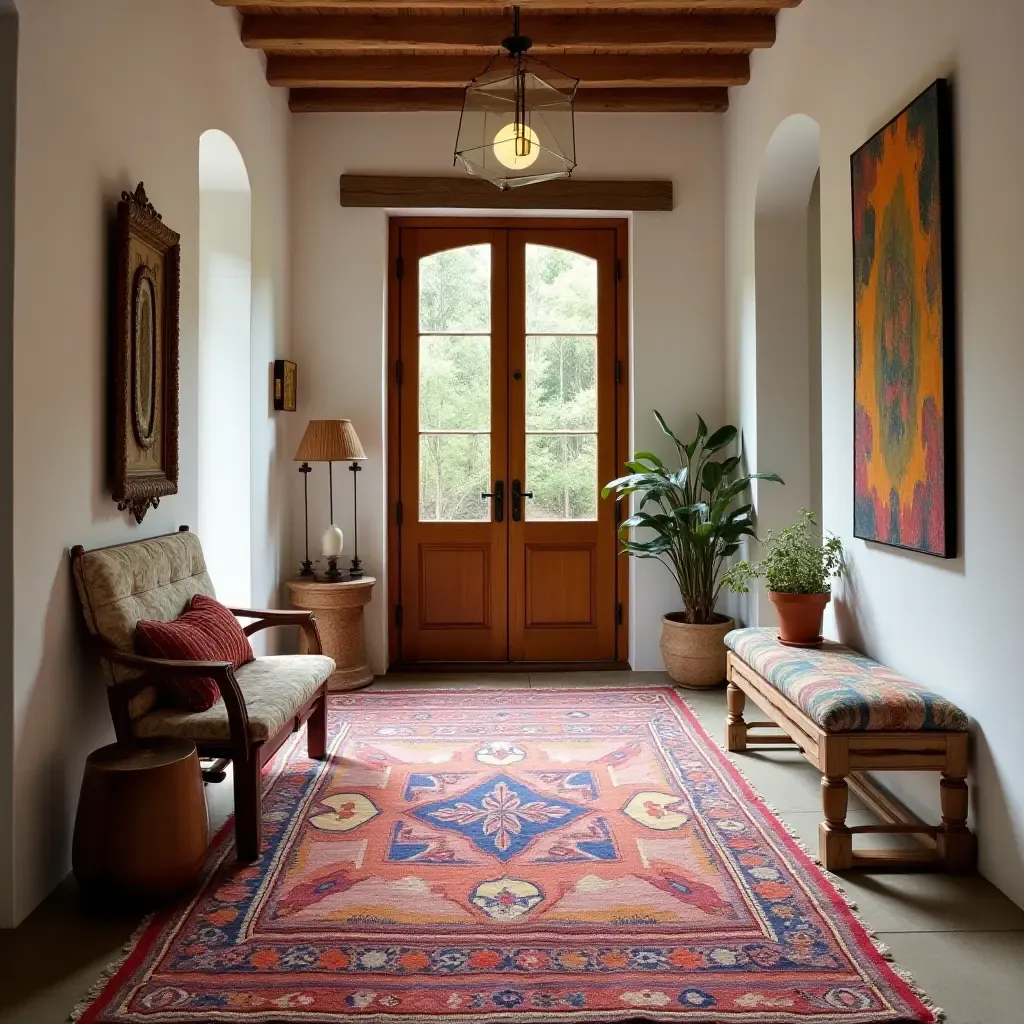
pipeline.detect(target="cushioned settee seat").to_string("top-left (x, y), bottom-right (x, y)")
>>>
top-left (725, 627), bottom-right (968, 733)
top-left (134, 654), bottom-right (336, 744)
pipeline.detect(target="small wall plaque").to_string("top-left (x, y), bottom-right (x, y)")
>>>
top-left (274, 359), bottom-right (297, 412)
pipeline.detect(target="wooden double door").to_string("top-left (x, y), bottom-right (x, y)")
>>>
top-left (389, 219), bottom-right (627, 665)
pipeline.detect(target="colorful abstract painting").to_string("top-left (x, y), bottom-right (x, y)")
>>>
top-left (76, 690), bottom-right (937, 1023)
top-left (852, 79), bottom-right (955, 557)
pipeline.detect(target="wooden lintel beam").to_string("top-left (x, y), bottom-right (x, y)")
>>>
top-left (339, 175), bottom-right (674, 211)
top-left (291, 87), bottom-right (729, 113)
top-left (243, 14), bottom-right (775, 53)
top-left (268, 53), bottom-right (749, 89)
top-left (220, 1), bottom-right (798, 10)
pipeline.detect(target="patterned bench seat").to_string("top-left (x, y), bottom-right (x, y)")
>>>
top-left (724, 627), bottom-right (968, 733)
top-left (722, 626), bottom-right (973, 874)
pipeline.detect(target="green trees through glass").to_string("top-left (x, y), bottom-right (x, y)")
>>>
top-left (416, 242), bottom-right (600, 523)
top-left (525, 245), bottom-right (598, 521)
top-left (419, 245), bottom-right (491, 522)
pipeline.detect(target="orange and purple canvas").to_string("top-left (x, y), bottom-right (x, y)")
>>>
top-left (852, 80), bottom-right (955, 557)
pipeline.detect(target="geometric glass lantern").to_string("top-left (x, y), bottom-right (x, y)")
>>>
top-left (454, 6), bottom-right (578, 190)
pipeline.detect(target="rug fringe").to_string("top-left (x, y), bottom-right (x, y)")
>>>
top-left (672, 690), bottom-right (946, 1024)
top-left (68, 911), bottom-right (155, 1022)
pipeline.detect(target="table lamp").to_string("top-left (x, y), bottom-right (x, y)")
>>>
top-left (294, 419), bottom-right (367, 580)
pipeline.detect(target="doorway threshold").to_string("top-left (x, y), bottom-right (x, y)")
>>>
top-left (386, 660), bottom-right (631, 674)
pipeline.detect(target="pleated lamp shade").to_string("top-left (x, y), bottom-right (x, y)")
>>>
top-left (294, 419), bottom-right (366, 462)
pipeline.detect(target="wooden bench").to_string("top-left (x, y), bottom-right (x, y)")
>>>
top-left (724, 627), bottom-right (974, 874)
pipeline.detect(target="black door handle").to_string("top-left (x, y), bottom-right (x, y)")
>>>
top-left (481, 479), bottom-right (504, 522)
top-left (511, 479), bottom-right (533, 522)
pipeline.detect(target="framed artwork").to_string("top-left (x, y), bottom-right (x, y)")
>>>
top-left (274, 359), bottom-right (297, 412)
top-left (852, 79), bottom-right (956, 557)
top-left (112, 183), bottom-right (180, 523)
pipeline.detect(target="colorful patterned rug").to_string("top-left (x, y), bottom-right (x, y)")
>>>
top-left (75, 688), bottom-right (937, 1023)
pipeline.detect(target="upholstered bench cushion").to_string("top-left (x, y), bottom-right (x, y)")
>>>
top-left (725, 627), bottom-right (968, 733)
top-left (134, 654), bottom-right (335, 744)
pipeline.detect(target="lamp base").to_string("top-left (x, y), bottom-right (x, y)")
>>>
top-left (349, 556), bottom-right (363, 580)
top-left (299, 560), bottom-right (315, 578)
top-left (323, 556), bottom-right (345, 581)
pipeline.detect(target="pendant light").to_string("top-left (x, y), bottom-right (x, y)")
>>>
top-left (454, 6), bottom-right (578, 190)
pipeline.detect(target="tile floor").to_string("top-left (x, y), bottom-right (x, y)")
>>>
top-left (2, 672), bottom-right (1022, 1024)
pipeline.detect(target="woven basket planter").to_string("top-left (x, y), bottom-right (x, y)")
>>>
top-left (660, 613), bottom-right (734, 689)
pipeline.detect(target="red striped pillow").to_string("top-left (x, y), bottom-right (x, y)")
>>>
top-left (136, 594), bottom-right (255, 712)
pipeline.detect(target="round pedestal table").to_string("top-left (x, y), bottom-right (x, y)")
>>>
top-left (286, 575), bottom-right (376, 690)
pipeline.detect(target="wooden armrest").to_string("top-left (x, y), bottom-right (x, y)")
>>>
top-left (102, 646), bottom-right (252, 751)
top-left (227, 607), bottom-right (324, 655)
top-left (104, 647), bottom-right (233, 676)
top-left (227, 608), bottom-right (313, 624)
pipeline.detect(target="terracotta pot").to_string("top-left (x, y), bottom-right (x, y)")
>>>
top-left (660, 613), bottom-right (734, 689)
top-left (769, 591), bottom-right (831, 647)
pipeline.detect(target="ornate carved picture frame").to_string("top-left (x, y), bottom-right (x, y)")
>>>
top-left (112, 183), bottom-right (180, 523)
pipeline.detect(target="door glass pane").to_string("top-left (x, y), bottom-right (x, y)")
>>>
top-left (418, 244), bottom-right (492, 522)
top-left (524, 244), bottom-right (599, 521)
top-left (526, 244), bottom-right (597, 333)
top-left (526, 435), bottom-right (598, 521)
top-left (526, 335), bottom-right (596, 432)
top-left (419, 434), bottom-right (490, 522)
top-left (420, 244), bottom-right (491, 333)
top-left (420, 335), bottom-right (490, 431)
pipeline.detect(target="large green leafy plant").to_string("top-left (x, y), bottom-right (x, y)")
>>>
top-left (723, 510), bottom-right (845, 595)
top-left (602, 413), bottom-right (783, 625)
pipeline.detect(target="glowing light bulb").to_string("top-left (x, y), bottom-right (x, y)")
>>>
top-left (493, 122), bottom-right (540, 170)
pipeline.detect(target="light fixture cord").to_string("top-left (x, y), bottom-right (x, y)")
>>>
top-left (517, 65), bottom-right (526, 148)
top-left (514, 8), bottom-right (523, 150)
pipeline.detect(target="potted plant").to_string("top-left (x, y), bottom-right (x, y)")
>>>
top-left (602, 412), bottom-right (782, 688)
top-left (723, 509), bottom-right (845, 647)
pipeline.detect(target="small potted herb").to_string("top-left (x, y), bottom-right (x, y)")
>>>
top-left (723, 510), bottom-right (845, 647)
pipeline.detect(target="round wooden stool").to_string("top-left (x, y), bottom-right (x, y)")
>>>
top-left (73, 738), bottom-right (210, 904)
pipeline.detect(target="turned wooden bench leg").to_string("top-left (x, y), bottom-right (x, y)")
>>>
top-left (819, 775), bottom-right (853, 871)
top-left (937, 772), bottom-right (974, 874)
top-left (726, 682), bottom-right (748, 752)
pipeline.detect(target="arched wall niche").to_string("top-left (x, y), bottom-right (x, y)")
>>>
top-left (198, 129), bottom-right (253, 608)
top-left (752, 113), bottom-right (822, 624)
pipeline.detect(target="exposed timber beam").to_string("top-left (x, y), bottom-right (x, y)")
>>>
top-left (339, 175), bottom-right (674, 211)
top-left (267, 53), bottom-right (749, 89)
top-left (219, 1), bottom-right (798, 10)
top-left (291, 87), bottom-right (729, 113)
top-left (243, 14), bottom-right (775, 53)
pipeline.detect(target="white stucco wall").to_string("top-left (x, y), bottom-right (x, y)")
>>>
top-left (288, 112), bottom-right (727, 674)
top-left (5, 0), bottom-right (292, 925)
top-left (725, 0), bottom-right (1024, 907)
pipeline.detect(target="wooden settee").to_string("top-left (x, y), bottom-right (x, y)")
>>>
top-left (71, 527), bottom-right (333, 862)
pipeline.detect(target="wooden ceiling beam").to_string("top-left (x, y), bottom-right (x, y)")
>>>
top-left (218, 1), bottom-right (798, 10)
top-left (267, 53), bottom-right (749, 89)
top-left (338, 175), bottom-right (674, 212)
top-left (243, 14), bottom-right (775, 54)
top-left (290, 87), bottom-right (729, 113)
